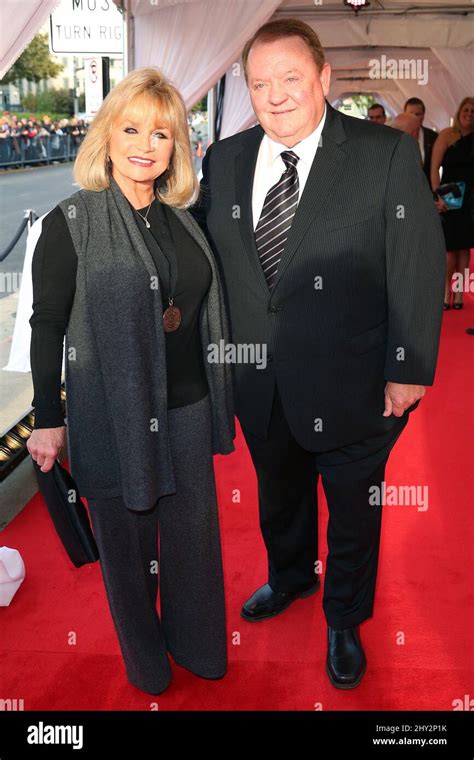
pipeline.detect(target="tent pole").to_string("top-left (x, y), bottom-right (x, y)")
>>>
top-left (207, 85), bottom-right (217, 144)
top-left (122, 0), bottom-right (135, 75)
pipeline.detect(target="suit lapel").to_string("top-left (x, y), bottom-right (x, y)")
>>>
top-left (234, 104), bottom-right (348, 298)
top-left (271, 104), bottom-right (347, 296)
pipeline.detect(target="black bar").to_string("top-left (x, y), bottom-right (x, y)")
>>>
top-left (0, 710), bottom-right (472, 757)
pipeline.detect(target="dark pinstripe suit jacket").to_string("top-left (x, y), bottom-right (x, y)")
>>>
top-left (191, 102), bottom-right (445, 450)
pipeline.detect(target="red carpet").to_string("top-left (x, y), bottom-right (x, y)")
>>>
top-left (1, 297), bottom-right (473, 711)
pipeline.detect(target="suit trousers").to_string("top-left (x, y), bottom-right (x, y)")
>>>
top-left (87, 393), bottom-right (227, 694)
top-left (241, 382), bottom-right (408, 630)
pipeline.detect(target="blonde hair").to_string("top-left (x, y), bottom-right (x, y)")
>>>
top-left (73, 67), bottom-right (198, 208)
top-left (453, 97), bottom-right (474, 134)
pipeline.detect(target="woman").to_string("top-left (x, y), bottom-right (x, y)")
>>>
top-left (431, 97), bottom-right (474, 309)
top-left (27, 68), bottom-right (235, 695)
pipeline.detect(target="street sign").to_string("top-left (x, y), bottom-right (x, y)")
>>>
top-left (49, 0), bottom-right (123, 55)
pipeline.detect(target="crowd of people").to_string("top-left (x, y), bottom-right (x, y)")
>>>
top-left (0, 110), bottom-right (208, 170)
top-left (368, 96), bottom-right (474, 310)
top-left (0, 113), bottom-right (89, 167)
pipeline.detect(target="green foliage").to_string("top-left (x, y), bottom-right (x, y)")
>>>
top-left (1, 110), bottom-right (70, 121)
top-left (350, 94), bottom-right (378, 116)
top-left (20, 89), bottom-right (85, 118)
top-left (1, 33), bottom-right (64, 85)
top-left (192, 96), bottom-right (207, 112)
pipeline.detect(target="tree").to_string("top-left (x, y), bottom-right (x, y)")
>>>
top-left (350, 94), bottom-right (377, 116)
top-left (23, 88), bottom-right (75, 116)
top-left (1, 33), bottom-right (63, 85)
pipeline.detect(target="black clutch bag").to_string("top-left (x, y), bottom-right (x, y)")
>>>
top-left (32, 459), bottom-right (99, 567)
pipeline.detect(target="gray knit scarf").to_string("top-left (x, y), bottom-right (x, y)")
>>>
top-left (58, 174), bottom-right (235, 511)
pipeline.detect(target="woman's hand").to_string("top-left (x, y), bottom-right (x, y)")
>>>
top-left (434, 196), bottom-right (448, 213)
top-left (27, 427), bottom-right (66, 472)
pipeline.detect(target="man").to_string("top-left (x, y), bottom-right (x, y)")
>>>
top-left (367, 103), bottom-right (386, 124)
top-left (192, 19), bottom-right (445, 689)
top-left (404, 97), bottom-right (438, 187)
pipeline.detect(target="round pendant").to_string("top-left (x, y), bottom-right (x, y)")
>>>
top-left (163, 305), bottom-right (182, 332)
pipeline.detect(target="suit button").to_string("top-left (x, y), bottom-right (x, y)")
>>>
top-left (268, 305), bottom-right (280, 313)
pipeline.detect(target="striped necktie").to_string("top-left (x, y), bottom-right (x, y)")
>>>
top-left (255, 150), bottom-right (300, 289)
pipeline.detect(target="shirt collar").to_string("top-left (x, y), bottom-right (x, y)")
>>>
top-left (262, 103), bottom-right (327, 169)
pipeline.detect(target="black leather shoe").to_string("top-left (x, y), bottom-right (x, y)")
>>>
top-left (326, 625), bottom-right (367, 689)
top-left (241, 578), bottom-right (320, 622)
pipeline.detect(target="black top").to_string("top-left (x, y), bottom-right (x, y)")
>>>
top-left (30, 197), bottom-right (212, 429)
top-left (441, 132), bottom-right (474, 250)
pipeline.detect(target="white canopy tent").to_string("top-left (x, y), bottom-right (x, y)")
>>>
top-left (1, 0), bottom-right (472, 374)
top-left (113, 0), bottom-right (474, 135)
top-left (0, 0), bottom-right (62, 80)
top-left (218, 46), bottom-right (471, 136)
top-left (1, 1), bottom-right (472, 133)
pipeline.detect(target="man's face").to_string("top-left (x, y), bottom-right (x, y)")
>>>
top-left (368, 108), bottom-right (386, 125)
top-left (246, 36), bottom-right (331, 148)
top-left (404, 104), bottom-right (424, 129)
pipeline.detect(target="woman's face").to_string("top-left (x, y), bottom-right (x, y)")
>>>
top-left (459, 102), bottom-right (474, 134)
top-left (108, 111), bottom-right (175, 187)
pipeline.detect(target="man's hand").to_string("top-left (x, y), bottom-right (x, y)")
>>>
top-left (383, 383), bottom-right (426, 417)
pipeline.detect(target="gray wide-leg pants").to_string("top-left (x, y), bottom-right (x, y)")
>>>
top-left (87, 393), bottom-right (227, 694)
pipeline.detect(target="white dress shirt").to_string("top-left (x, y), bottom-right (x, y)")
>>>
top-left (252, 105), bottom-right (327, 230)
top-left (417, 127), bottom-right (425, 164)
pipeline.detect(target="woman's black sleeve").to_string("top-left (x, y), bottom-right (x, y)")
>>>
top-left (29, 205), bottom-right (77, 429)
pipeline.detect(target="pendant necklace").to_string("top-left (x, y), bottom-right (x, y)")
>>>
top-left (160, 205), bottom-right (182, 333)
top-left (135, 197), bottom-right (182, 332)
top-left (135, 197), bottom-right (154, 228)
